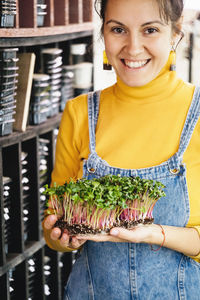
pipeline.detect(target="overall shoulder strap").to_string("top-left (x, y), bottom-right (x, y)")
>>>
top-left (177, 86), bottom-right (200, 159)
top-left (87, 90), bottom-right (101, 153)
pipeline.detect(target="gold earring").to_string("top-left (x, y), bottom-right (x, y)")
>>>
top-left (170, 47), bottom-right (176, 71)
top-left (103, 50), bottom-right (112, 70)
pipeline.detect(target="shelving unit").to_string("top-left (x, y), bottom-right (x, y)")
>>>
top-left (1, 0), bottom-right (93, 46)
top-left (0, 0), bottom-right (94, 298)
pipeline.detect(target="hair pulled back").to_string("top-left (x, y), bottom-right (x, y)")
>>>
top-left (95, 0), bottom-right (184, 35)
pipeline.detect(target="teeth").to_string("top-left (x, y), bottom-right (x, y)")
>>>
top-left (124, 59), bottom-right (148, 68)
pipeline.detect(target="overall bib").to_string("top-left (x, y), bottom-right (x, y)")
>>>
top-left (64, 88), bottom-right (200, 300)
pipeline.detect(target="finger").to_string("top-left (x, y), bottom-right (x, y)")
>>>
top-left (43, 214), bottom-right (58, 230)
top-left (77, 233), bottom-right (124, 243)
top-left (70, 237), bottom-right (86, 248)
top-left (50, 227), bottom-right (62, 240)
top-left (76, 234), bottom-right (108, 241)
top-left (110, 227), bottom-right (136, 242)
top-left (59, 232), bottom-right (70, 245)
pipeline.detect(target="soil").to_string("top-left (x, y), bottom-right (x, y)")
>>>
top-left (54, 217), bottom-right (154, 236)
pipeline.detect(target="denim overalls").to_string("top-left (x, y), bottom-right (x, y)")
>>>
top-left (64, 88), bottom-right (200, 300)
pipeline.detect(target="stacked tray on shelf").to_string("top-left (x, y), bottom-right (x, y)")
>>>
top-left (3, 176), bottom-right (13, 255)
top-left (21, 151), bottom-right (31, 242)
top-left (37, 1), bottom-right (47, 27)
top-left (0, 47), bottom-right (18, 136)
top-left (42, 48), bottom-right (63, 117)
top-left (39, 138), bottom-right (50, 223)
top-left (0, 0), bottom-right (17, 28)
top-left (29, 74), bottom-right (50, 125)
top-left (39, 138), bottom-right (49, 185)
top-left (60, 65), bottom-right (74, 111)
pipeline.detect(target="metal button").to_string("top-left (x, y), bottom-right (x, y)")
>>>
top-left (170, 168), bottom-right (180, 175)
top-left (88, 168), bottom-right (96, 173)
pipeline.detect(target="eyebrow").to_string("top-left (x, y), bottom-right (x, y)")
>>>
top-left (105, 19), bottom-right (165, 27)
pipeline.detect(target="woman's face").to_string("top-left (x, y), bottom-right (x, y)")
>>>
top-left (103, 0), bottom-right (176, 87)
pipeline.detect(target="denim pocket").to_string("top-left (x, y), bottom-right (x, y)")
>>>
top-left (63, 246), bottom-right (94, 300)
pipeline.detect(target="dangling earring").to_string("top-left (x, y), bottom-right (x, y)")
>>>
top-left (103, 50), bottom-right (112, 70)
top-left (170, 33), bottom-right (184, 71)
top-left (170, 45), bottom-right (176, 71)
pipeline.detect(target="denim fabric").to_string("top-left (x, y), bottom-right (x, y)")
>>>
top-left (64, 88), bottom-right (200, 300)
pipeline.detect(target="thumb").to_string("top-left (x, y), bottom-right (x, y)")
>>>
top-left (110, 227), bottom-right (135, 241)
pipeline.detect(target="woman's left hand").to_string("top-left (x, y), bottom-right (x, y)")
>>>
top-left (76, 224), bottom-right (158, 244)
top-left (76, 224), bottom-right (200, 258)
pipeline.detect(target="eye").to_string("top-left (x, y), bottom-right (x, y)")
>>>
top-left (111, 27), bottom-right (126, 34)
top-left (144, 27), bottom-right (158, 34)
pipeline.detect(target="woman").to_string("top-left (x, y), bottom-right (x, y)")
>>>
top-left (43, 0), bottom-right (200, 299)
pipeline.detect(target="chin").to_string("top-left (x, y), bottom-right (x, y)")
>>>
top-left (122, 79), bottom-right (150, 87)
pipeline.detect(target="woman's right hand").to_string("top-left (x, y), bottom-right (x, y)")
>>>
top-left (43, 214), bottom-right (87, 252)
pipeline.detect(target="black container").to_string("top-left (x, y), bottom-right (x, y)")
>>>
top-left (0, 57), bottom-right (19, 68)
top-left (32, 73), bottom-right (50, 84)
top-left (0, 48), bottom-right (18, 60)
top-left (70, 44), bottom-right (87, 64)
top-left (32, 74), bottom-right (50, 94)
top-left (50, 72), bottom-right (62, 80)
top-left (37, 3), bottom-right (47, 27)
top-left (0, 85), bottom-right (17, 97)
top-left (31, 92), bottom-right (49, 104)
top-left (44, 66), bottom-right (62, 75)
top-left (0, 73), bottom-right (18, 84)
top-left (0, 104), bottom-right (16, 115)
top-left (42, 48), bottom-right (63, 62)
top-left (0, 0), bottom-right (16, 28)
top-left (37, 11), bottom-right (47, 27)
top-left (45, 60), bottom-right (62, 70)
top-left (0, 79), bottom-right (18, 91)
top-left (0, 120), bottom-right (13, 136)
top-left (29, 107), bottom-right (49, 125)
top-left (1, 66), bottom-right (19, 76)
top-left (0, 110), bottom-right (15, 122)
top-left (40, 49), bottom-right (63, 118)
top-left (0, 92), bottom-right (16, 103)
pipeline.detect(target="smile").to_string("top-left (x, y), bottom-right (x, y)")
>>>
top-left (122, 59), bottom-right (150, 69)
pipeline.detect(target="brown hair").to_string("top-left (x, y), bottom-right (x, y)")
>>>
top-left (95, 0), bottom-right (184, 35)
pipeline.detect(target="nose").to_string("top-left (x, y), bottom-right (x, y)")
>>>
top-left (125, 32), bottom-right (144, 56)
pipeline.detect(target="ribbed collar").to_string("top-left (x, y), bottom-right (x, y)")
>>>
top-left (113, 52), bottom-right (183, 104)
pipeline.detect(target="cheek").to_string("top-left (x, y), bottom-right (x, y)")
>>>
top-left (104, 34), bottom-right (123, 58)
top-left (150, 41), bottom-right (171, 61)
top-left (105, 44), bottom-right (119, 62)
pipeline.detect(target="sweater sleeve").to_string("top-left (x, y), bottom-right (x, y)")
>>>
top-left (44, 96), bottom-right (87, 253)
top-left (51, 95), bottom-right (87, 185)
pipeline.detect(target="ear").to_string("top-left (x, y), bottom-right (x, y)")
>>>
top-left (176, 15), bottom-right (183, 32)
top-left (172, 16), bottom-right (184, 48)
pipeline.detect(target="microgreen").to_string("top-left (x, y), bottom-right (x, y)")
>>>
top-left (43, 175), bottom-right (166, 232)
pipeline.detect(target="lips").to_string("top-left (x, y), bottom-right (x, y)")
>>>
top-left (122, 59), bottom-right (150, 69)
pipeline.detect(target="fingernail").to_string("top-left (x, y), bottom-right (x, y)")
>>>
top-left (111, 229), bottom-right (119, 236)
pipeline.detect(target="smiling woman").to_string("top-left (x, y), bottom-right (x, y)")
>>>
top-left (43, 0), bottom-right (200, 299)
top-left (102, 0), bottom-right (183, 86)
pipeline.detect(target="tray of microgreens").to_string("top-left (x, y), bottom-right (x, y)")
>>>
top-left (43, 175), bottom-right (166, 235)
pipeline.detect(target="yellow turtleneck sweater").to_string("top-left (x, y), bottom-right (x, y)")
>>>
top-left (51, 55), bottom-right (200, 260)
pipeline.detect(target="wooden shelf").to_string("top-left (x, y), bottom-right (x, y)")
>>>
top-left (0, 25), bottom-right (93, 47)
top-left (0, 22), bottom-right (93, 38)
top-left (0, 114), bottom-right (62, 147)
top-left (0, 0), bottom-right (93, 46)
